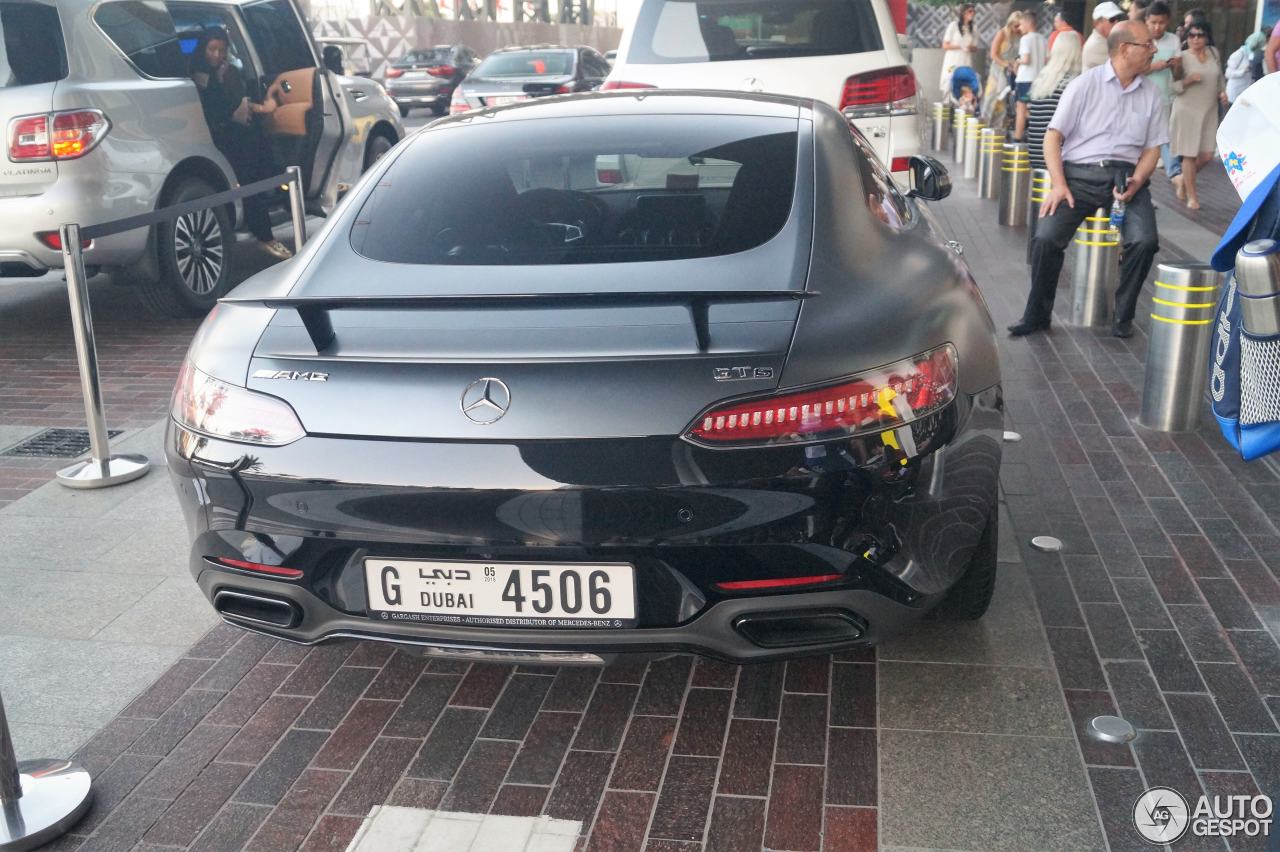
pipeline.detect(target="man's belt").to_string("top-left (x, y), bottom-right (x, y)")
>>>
top-left (1065, 160), bottom-right (1137, 170)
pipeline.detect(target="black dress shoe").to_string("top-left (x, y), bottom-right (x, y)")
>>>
top-left (1113, 321), bottom-right (1134, 338)
top-left (1007, 320), bottom-right (1048, 336)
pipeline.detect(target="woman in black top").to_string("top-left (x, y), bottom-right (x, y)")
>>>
top-left (190, 29), bottom-right (292, 260)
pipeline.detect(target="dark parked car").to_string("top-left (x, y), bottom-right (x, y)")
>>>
top-left (450, 45), bottom-right (610, 113)
top-left (384, 44), bottom-right (478, 116)
top-left (167, 91), bottom-right (1002, 665)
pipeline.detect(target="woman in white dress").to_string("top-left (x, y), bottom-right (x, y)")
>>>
top-left (940, 4), bottom-right (979, 96)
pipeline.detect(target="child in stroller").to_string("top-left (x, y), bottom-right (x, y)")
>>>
top-left (947, 66), bottom-right (982, 115)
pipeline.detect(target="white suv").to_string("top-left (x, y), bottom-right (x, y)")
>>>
top-left (0, 0), bottom-right (403, 315)
top-left (604, 0), bottom-right (921, 180)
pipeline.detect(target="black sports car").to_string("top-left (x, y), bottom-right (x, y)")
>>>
top-left (167, 91), bottom-right (1002, 664)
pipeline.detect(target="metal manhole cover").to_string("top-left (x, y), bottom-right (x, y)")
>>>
top-left (1, 428), bottom-right (123, 459)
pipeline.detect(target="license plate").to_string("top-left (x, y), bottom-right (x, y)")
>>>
top-left (402, 70), bottom-right (426, 78)
top-left (364, 559), bottom-right (636, 628)
top-left (487, 95), bottom-right (527, 106)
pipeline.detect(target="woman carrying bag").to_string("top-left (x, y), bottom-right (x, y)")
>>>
top-left (1170, 21), bottom-right (1227, 210)
top-left (982, 13), bottom-right (1021, 133)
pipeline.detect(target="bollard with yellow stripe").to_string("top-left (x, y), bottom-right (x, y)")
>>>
top-left (977, 128), bottom-right (1002, 198)
top-left (1140, 263), bottom-right (1224, 432)
top-left (952, 109), bottom-right (968, 165)
top-left (930, 102), bottom-right (951, 152)
top-left (998, 143), bottom-right (1030, 225)
top-left (963, 116), bottom-right (984, 180)
top-left (1070, 209), bottom-right (1120, 326)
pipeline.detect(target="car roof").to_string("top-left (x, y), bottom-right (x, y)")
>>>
top-left (428, 89), bottom-right (811, 127)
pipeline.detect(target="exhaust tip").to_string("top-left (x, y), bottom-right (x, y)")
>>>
top-left (214, 589), bottom-right (301, 629)
top-left (734, 609), bottom-right (865, 649)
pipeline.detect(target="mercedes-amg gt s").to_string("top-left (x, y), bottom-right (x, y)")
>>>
top-left (167, 91), bottom-right (1003, 663)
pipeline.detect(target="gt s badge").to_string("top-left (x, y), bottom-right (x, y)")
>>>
top-left (253, 369), bottom-right (329, 382)
top-left (713, 366), bottom-right (774, 381)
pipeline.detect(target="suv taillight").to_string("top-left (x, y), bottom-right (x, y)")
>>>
top-left (427, 64), bottom-right (456, 78)
top-left (8, 110), bottom-right (110, 162)
top-left (450, 88), bottom-right (470, 114)
top-left (839, 67), bottom-right (917, 118)
top-left (385, 67), bottom-right (404, 78)
top-left (684, 345), bottom-right (957, 448)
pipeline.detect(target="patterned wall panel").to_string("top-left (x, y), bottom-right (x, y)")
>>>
top-left (908, 1), bottom-right (1051, 48)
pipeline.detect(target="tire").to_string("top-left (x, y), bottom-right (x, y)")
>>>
top-left (137, 177), bottom-right (232, 317)
top-left (363, 132), bottom-right (394, 171)
top-left (398, 104), bottom-right (410, 118)
top-left (928, 513), bottom-right (998, 621)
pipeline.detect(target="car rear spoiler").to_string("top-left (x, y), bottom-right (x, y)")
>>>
top-left (220, 290), bottom-right (818, 353)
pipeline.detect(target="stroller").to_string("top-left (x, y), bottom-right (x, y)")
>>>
top-left (945, 66), bottom-right (982, 116)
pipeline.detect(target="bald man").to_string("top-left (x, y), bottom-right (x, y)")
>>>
top-left (1010, 21), bottom-right (1167, 339)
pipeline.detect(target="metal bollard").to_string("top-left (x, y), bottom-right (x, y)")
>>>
top-left (1139, 263), bottom-right (1223, 431)
top-left (962, 117), bottom-right (983, 180)
top-left (997, 143), bottom-right (1030, 226)
top-left (931, 102), bottom-right (951, 152)
top-left (952, 109), bottom-right (968, 165)
top-left (1070, 210), bottom-right (1120, 326)
top-left (0, 691), bottom-right (94, 849)
top-left (54, 223), bottom-right (151, 489)
top-left (977, 128), bottom-right (1002, 199)
top-left (1027, 168), bottom-right (1052, 263)
top-left (286, 165), bottom-right (307, 249)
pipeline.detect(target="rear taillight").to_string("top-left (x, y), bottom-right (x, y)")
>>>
top-left (8, 110), bottom-right (110, 162)
top-left (172, 360), bottom-right (306, 446)
top-left (450, 88), bottom-right (471, 114)
top-left (601, 80), bottom-right (656, 91)
top-left (890, 157), bottom-right (910, 173)
top-left (555, 84), bottom-right (573, 94)
top-left (839, 67), bottom-right (917, 118)
top-left (36, 231), bottom-right (92, 251)
top-left (385, 67), bottom-right (404, 78)
top-left (685, 344), bottom-right (957, 448)
top-left (596, 168), bottom-right (623, 184)
top-left (427, 64), bottom-right (456, 78)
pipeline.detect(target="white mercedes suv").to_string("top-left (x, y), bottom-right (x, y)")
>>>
top-left (604, 0), bottom-right (922, 181)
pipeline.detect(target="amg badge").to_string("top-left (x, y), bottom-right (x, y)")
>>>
top-left (252, 369), bottom-right (329, 382)
top-left (713, 366), bottom-right (774, 381)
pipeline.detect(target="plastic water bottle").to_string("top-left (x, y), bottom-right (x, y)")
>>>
top-left (1109, 197), bottom-right (1126, 232)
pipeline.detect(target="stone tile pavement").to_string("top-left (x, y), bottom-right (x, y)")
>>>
top-left (0, 154), bottom-right (1276, 851)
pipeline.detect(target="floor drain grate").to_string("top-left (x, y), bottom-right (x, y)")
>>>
top-left (1, 428), bottom-right (124, 459)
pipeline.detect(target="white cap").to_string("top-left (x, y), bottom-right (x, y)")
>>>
top-left (1092, 2), bottom-right (1124, 19)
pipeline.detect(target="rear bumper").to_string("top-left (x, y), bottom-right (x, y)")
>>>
top-left (167, 386), bottom-right (1002, 661)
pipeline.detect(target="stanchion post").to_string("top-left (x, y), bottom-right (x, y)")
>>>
top-left (931, 102), bottom-right (951, 152)
top-left (1070, 209), bottom-right (1120, 326)
top-left (0, 691), bottom-right (94, 850)
top-left (962, 117), bottom-right (983, 180)
top-left (977, 128), bottom-right (1001, 199)
top-left (54, 224), bottom-right (149, 490)
top-left (287, 165), bottom-right (306, 250)
top-left (952, 109), bottom-right (967, 165)
top-left (1139, 264), bottom-right (1222, 431)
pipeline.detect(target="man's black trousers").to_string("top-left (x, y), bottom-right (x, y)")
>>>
top-left (1021, 162), bottom-right (1160, 327)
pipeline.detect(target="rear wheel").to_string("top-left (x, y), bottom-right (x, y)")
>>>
top-left (363, 132), bottom-right (394, 171)
top-left (138, 176), bottom-right (232, 317)
top-left (928, 513), bottom-right (998, 621)
top-left (398, 104), bottom-right (410, 118)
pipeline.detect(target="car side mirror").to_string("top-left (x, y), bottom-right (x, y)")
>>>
top-left (906, 155), bottom-right (951, 202)
top-left (322, 45), bottom-right (344, 76)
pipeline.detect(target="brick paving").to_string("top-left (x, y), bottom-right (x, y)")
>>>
top-left (1148, 158), bottom-right (1240, 247)
top-left (6, 156), bottom-right (1280, 851)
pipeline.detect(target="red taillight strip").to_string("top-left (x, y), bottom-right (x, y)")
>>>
top-left (716, 574), bottom-right (843, 591)
top-left (600, 80), bottom-right (656, 90)
top-left (213, 557), bottom-right (304, 579)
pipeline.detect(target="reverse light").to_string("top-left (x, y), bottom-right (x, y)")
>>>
top-left (8, 110), bottom-right (110, 162)
top-left (172, 361), bottom-right (306, 446)
top-left (600, 80), bottom-right (656, 91)
top-left (839, 67), bottom-right (917, 118)
top-left (213, 557), bottom-right (304, 579)
top-left (716, 574), bottom-right (843, 592)
top-left (685, 344), bottom-right (957, 448)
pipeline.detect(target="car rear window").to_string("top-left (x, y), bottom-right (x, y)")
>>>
top-left (94, 0), bottom-right (186, 79)
top-left (1, 2), bottom-right (67, 87)
top-left (350, 114), bottom-right (798, 266)
top-left (400, 48), bottom-right (453, 65)
top-left (627, 0), bottom-right (882, 64)
top-left (474, 51), bottom-right (575, 77)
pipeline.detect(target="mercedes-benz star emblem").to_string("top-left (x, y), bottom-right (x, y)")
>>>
top-left (460, 377), bottom-right (511, 424)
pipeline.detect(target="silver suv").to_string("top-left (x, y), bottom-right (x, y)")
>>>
top-left (0, 0), bottom-right (403, 315)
